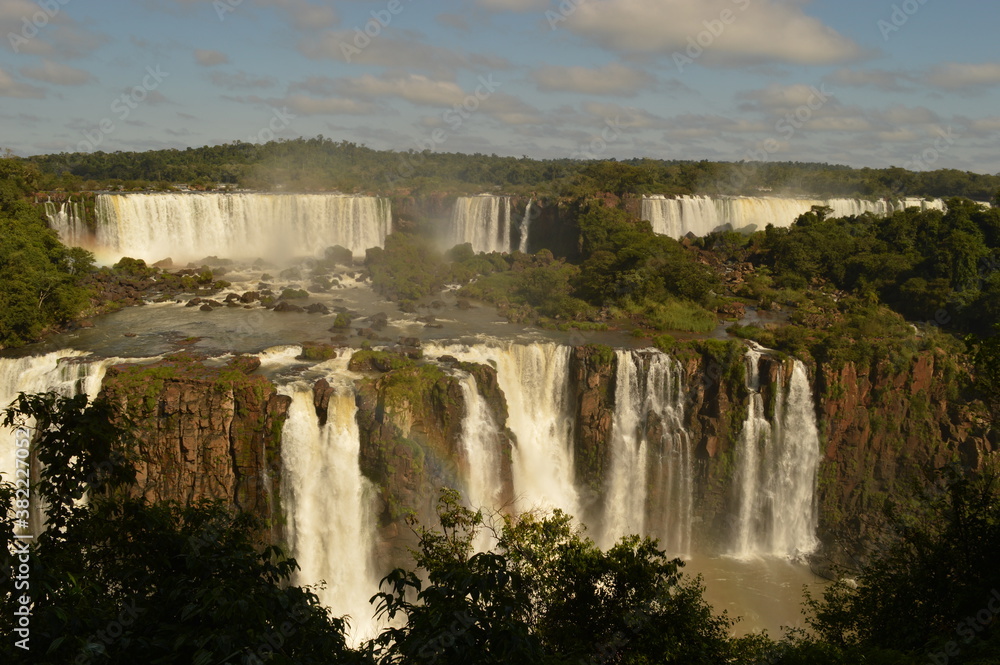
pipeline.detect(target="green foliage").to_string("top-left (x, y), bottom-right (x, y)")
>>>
top-left (25, 140), bottom-right (1000, 200)
top-left (366, 233), bottom-right (450, 302)
top-left (0, 393), bottom-right (356, 665)
top-left (280, 288), bottom-right (309, 300)
top-left (371, 490), bottom-right (735, 665)
top-left (801, 465), bottom-right (1000, 661)
top-left (333, 312), bottom-right (353, 329)
top-left (0, 157), bottom-right (95, 348)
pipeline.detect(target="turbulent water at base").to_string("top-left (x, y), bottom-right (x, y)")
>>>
top-left (89, 193), bottom-right (391, 262)
top-left (518, 200), bottom-right (533, 253)
top-left (450, 196), bottom-right (512, 254)
top-left (43, 200), bottom-right (89, 247)
top-left (601, 351), bottom-right (692, 556)
top-left (731, 348), bottom-right (820, 559)
top-left (426, 342), bottom-right (579, 517)
top-left (278, 374), bottom-right (380, 643)
top-left (641, 195), bottom-right (947, 238)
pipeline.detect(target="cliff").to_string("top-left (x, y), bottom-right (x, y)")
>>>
top-left (99, 353), bottom-right (290, 532)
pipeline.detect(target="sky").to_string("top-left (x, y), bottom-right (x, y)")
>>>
top-left (1, 0), bottom-right (998, 173)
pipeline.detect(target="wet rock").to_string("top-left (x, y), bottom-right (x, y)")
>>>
top-left (305, 303), bottom-right (330, 315)
top-left (369, 312), bottom-right (389, 330)
top-left (185, 298), bottom-right (203, 307)
top-left (272, 301), bottom-right (305, 313)
top-left (240, 291), bottom-right (260, 303)
top-left (456, 298), bottom-right (471, 310)
top-left (199, 304), bottom-right (213, 312)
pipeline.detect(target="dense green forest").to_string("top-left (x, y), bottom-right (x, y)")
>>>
top-left (22, 137), bottom-right (1000, 200)
top-left (2, 393), bottom-right (998, 664)
top-left (0, 159), bottom-right (93, 347)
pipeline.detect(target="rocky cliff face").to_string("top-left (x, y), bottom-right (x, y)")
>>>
top-left (100, 344), bottom-right (993, 567)
top-left (814, 350), bottom-right (995, 564)
top-left (352, 354), bottom-right (515, 562)
top-left (99, 353), bottom-right (290, 531)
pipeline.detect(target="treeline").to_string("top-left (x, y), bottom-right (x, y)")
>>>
top-left (2, 393), bottom-right (998, 664)
top-left (22, 136), bottom-right (1000, 200)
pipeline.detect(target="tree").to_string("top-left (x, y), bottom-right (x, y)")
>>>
top-left (0, 393), bottom-right (360, 665)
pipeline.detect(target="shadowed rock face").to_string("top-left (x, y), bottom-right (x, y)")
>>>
top-left (98, 345), bottom-right (993, 567)
top-left (99, 353), bottom-right (290, 533)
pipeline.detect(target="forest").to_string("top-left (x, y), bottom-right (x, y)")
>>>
top-left (21, 137), bottom-right (1000, 200)
top-left (1, 150), bottom-right (999, 663)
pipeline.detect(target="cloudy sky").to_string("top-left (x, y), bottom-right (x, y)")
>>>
top-left (1, 0), bottom-right (998, 172)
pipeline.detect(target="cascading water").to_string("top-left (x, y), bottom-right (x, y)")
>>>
top-left (278, 376), bottom-right (380, 643)
top-left (601, 350), bottom-right (693, 556)
top-left (454, 371), bottom-right (505, 514)
top-left (449, 196), bottom-right (512, 254)
top-left (92, 193), bottom-right (391, 262)
top-left (730, 347), bottom-right (820, 559)
top-left (518, 200), bottom-right (533, 253)
top-left (641, 195), bottom-right (947, 238)
top-left (425, 342), bottom-right (579, 518)
top-left (43, 199), bottom-right (89, 247)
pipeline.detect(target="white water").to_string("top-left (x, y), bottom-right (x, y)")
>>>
top-left (43, 199), bottom-right (89, 247)
top-left (601, 350), bottom-right (692, 556)
top-left (731, 348), bottom-right (820, 559)
top-left (450, 196), bottom-right (512, 254)
top-left (278, 377), bottom-right (380, 643)
top-left (454, 371), bottom-right (506, 550)
top-left (91, 193), bottom-right (391, 262)
top-left (426, 342), bottom-right (579, 518)
top-left (641, 195), bottom-right (947, 238)
top-left (518, 200), bottom-right (533, 253)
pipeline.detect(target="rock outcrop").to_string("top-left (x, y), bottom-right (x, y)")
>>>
top-left (100, 353), bottom-right (290, 533)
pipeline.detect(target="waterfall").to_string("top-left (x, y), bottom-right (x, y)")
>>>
top-left (601, 351), bottom-right (648, 547)
top-left (518, 200), bottom-right (533, 253)
top-left (454, 370), bottom-right (506, 550)
top-left (730, 348), bottom-right (820, 559)
top-left (454, 371), bottom-right (505, 514)
top-left (92, 193), bottom-right (391, 262)
top-left (601, 350), bottom-right (692, 556)
top-left (278, 378), bottom-right (379, 643)
top-left (43, 199), bottom-right (89, 246)
top-left (641, 195), bottom-right (947, 238)
top-left (449, 196), bottom-right (512, 254)
top-left (426, 342), bottom-right (579, 518)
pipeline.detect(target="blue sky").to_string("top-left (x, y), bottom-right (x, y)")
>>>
top-left (1, 0), bottom-right (998, 173)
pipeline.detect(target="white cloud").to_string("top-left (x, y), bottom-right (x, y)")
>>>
top-left (195, 49), bottom-right (229, 66)
top-left (925, 63), bottom-right (1000, 90)
top-left (338, 74), bottom-right (466, 107)
top-left (825, 68), bottom-right (910, 92)
top-left (531, 63), bottom-right (653, 96)
top-left (19, 60), bottom-right (93, 86)
top-left (0, 67), bottom-right (45, 98)
top-left (562, 0), bottom-right (862, 66)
